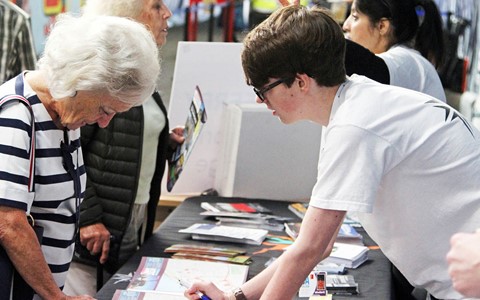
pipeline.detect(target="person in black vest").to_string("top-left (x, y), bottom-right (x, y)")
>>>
top-left (63, 0), bottom-right (184, 296)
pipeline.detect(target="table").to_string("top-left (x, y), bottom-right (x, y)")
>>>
top-left (95, 196), bottom-right (394, 299)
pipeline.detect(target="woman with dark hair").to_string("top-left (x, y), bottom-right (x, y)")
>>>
top-left (343, 0), bottom-right (446, 101)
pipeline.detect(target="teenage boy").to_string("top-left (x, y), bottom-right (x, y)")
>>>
top-left (185, 5), bottom-right (480, 300)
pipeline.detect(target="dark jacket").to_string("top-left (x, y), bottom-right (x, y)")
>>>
top-left (345, 39), bottom-right (390, 84)
top-left (76, 91), bottom-right (170, 273)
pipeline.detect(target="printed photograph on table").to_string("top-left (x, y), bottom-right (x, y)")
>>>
top-left (167, 86), bottom-right (207, 191)
top-left (126, 257), bottom-right (248, 296)
top-left (112, 289), bottom-right (189, 300)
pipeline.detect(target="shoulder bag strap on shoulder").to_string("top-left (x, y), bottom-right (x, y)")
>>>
top-left (0, 76), bottom-right (35, 192)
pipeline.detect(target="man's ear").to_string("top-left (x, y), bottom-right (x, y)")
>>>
top-left (296, 73), bottom-right (310, 90)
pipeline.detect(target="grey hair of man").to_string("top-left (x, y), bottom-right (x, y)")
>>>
top-left (82, 0), bottom-right (145, 20)
top-left (37, 14), bottom-right (159, 106)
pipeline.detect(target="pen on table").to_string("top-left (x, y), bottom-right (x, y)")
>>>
top-left (178, 278), bottom-right (212, 300)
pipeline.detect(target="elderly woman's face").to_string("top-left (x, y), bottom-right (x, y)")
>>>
top-left (138, 0), bottom-right (172, 47)
top-left (55, 91), bottom-right (133, 130)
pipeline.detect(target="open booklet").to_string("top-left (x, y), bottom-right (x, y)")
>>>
top-left (118, 256), bottom-right (248, 299)
top-left (113, 290), bottom-right (186, 300)
top-left (167, 86), bottom-right (207, 192)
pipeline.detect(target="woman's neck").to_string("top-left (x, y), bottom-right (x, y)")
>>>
top-left (24, 71), bottom-right (65, 130)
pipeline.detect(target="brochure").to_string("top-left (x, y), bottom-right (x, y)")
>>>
top-left (126, 257), bottom-right (248, 296)
top-left (112, 290), bottom-right (186, 300)
top-left (285, 223), bottom-right (363, 245)
top-left (179, 223), bottom-right (268, 245)
top-left (288, 202), bottom-right (308, 219)
top-left (201, 202), bottom-right (272, 214)
top-left (167, 86), bottom-right (207, 192)
top-left (164, 243), bottom-right (246, 257)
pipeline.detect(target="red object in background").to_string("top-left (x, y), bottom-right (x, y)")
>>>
top-left (461, 58), bottom-right (469, 93)
top-left (230, 203), bottom-right (257, 213)
top-left (222, 0), bottom-right (235, 42)
top-left (185, 0), bottom-right (198, 41)
top-left (43, 0), bottom-right (63, 16)
top-left (184, 0), bottom-right (235, 42)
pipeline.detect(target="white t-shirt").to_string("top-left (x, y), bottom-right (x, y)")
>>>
top-left (134, 96), bottom-right (165, 205)
top-left (310, 75), bottom-right (480, 299)
top-left (378, 45), bottom-right (446, 102)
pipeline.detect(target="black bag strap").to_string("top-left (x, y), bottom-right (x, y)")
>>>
top-left (0, 76), bottom-right (35, 192)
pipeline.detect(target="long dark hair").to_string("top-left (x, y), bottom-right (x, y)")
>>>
top-left (355, 0), bottom-right (444, 68)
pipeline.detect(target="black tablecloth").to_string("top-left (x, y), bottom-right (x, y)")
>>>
top-left (95, 196), bottom-right (394, 299)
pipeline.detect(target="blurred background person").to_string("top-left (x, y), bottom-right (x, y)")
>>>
top-left (278, 0), bottom-right (445, 100)
top-left (249, 0), bottom-right (307, 30)
top-left (0, 0), bottom-right (37, 83)
top-left (342, 0), bottom-right (446, 101)
top-left (63, 0), bottom-right (184, 296)
top-left (0, 13), bottom-right (159, 299)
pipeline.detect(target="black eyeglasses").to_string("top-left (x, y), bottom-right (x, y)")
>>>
top-left (253, 78), bottom-right (289, 102)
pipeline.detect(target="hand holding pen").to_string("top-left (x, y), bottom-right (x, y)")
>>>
top-left (178, 278), bottom-right (212, 300)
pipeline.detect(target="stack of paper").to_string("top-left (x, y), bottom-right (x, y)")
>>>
top-left (201, 202), bottom-right (290, 231)
top-left (216, 217), bottom-right (285, 232)
top-left (322, 243), bottom-right (369, 269)
top-left (285, 223), bottom-right (364, 246)
top-left (179, 223), bottom-right (268, 245)
top-left (164, 244), bottom-right (251, 265)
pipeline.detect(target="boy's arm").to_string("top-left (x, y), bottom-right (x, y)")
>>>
top-left (241, 206), bottom-right (346, 300)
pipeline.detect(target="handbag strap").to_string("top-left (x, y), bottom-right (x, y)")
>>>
top-left (0, 76), bottom-right (36, 192)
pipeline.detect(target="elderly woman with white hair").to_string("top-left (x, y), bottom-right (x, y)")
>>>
top-left (0, 14), bottom-right (159, 300)
top-left (63, 0), bottom-right (185, 296)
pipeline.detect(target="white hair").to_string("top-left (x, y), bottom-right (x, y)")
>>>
top-left (82, 0), bottom-right (146, 19)
top-left (37, 14), bottom-right (159, 106)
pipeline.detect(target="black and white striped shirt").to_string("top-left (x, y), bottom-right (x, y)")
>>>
top-left (0, 74), bottom-right (86, 291)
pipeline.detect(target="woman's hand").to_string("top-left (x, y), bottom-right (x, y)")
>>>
top-left (169, 126), bottom-right (185, 149)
